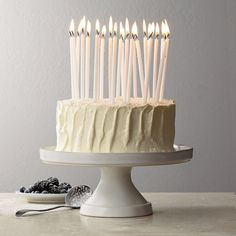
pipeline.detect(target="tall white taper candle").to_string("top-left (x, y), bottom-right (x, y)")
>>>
top-left (123, 18), bottom-right (130, 101)
top-left (160, 20), bottom-right (170, 100)
top-left (135, 31), bottom-right (145, 96)
top-left (152, 22), bottom-right (159, 98)
top-left (80, 16), bottom-right (86, 99)
top-left (85, 21), bottom-right (91, 99)
top-left (132, 22), bottom-right (138, 98)
top-left (111, 22), bottom-right (118, 103)
top-left (143, 24), bottom-right (154, 103)
top-left (108, 16), bottom-right (113, 98)
top-left (126, 23), bottom-right (135, 103)
top-left (155, 21), bottom-right (166, 102)
top-left (69, 19), bottom-right (77, 99)
top-left (93, 20), bottom-right (100, 101)
top-left (75, 22), bottom-right (81, 99)
top-left (116, 22), bottom-right (123, 97)
top-left (100, 25), bottom-right (106, 99)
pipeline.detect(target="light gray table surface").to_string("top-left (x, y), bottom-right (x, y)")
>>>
top-left (0, 193), bottom-right (235, 236)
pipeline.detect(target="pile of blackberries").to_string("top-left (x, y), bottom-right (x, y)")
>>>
top-left (19, 177), bottom-right (72, 194)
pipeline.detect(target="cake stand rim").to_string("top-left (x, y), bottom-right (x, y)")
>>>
top-left (40, 144), bottom-right (193, 167)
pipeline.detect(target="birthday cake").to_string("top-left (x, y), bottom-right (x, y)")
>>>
top-left (56, 17), bottom-right (174, 153)
top-left (56, 99), bottom-right (175, 152)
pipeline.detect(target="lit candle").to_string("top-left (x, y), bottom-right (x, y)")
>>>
top-left (93, 20), bottom-right (100, 101)
top-left (143, 19), bottom-right (147, 77)
top-left (143, 23), bottom-right (154, 103)
top-left (123, 18), bottom-right (130, 101)
top-left (75, 21), bottom-right (81, 99)
top-left (116, 22), bottom-right (123, 97)
top-left (126, 23), bottom-right (135, 103)
top-left (108, 16), bottom-right (113, 98)
top-left (135, 26), bottom-right (144, 96)
top-left (85, 20), bottom-right (91, 99)
top-left (69, 19), bottom-right (76, 99)
top-left (80, 16), bottom-right (86, 99)
top-left (132, 22), bottom-right (138, 98)
top-left (160, 20), bottom-right (170, 100)
top-left (152, 22), bottom-right (159, 98)
top-left (111, 22), bottom-right (118, 103)
top-left (100, 25), bottom-right (106, 99)
top-left (120, 28), bottom-right (125, 99)
top-left (155, 21), bottom-right (166, 102)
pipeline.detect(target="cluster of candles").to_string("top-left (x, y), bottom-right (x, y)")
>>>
top-left (69, 17), bottom-right (170, 104)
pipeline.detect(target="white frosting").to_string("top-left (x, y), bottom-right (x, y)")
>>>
top-left (56, 98), bottom-right (175, 153)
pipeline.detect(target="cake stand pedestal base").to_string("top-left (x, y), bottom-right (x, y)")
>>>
top-left (40, 145), bottom-right (193, 218)
top-left (80, 167), bottom-right (152, 217)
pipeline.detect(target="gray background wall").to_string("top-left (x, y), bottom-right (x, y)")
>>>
top-left (0, 0), bottom-right (235, 192)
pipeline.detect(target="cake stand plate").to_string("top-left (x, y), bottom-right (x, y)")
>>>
top-left (40, 145), bottom-right (193, 218)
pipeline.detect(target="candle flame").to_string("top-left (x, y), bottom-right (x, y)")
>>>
top-left (148, 23), bottom-right (153, 38)
top-left (87, 20), bottom-right (91, 36)
top-left (155, 22), bottom-right (160, 37)
top-left (143, 19), bottom-right (147, 37)
top-left (114, 22), bottom-right (118, 35)
top-left (125, 18), bottom-right (129, 37)
top-left (132, 22), bottom-right (138, 38)
top-left (109, 16), bottom-right (113, 35)
top-left (102, 25), bottom-right (106, 37)
top-left (96, 19), bottom-right (100, 34)
top-left (81, 16), bottom-right (86, 33)
top-left (119, 22), bottom-right (123, 35)
top-left (164, 19), bottom-right (170, 36)
top-left (69, 19), bottom-right (75, 36)
top-left (161, 21), bottom-right (165, 36)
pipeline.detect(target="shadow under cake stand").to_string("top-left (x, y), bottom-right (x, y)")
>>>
top-left (40, 145), bottom-right (193, 218)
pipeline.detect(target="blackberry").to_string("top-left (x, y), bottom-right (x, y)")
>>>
top-left (48, 184), bottom-right (60, 194)
top-left (47, 177), bottom-right (59, 186)
top-left (37, 180), bottom-right (50, 191)
top-left (19, 186), bottom-right (26, 193)
top-left (35, 191), bottom-right (40, 194)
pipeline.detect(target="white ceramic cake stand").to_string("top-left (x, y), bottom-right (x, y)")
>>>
top-left (40, 145), bottom-right (193, 218)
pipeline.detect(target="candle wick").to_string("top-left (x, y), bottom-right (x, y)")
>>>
top-left (69, 31), bottom-right (75, 37)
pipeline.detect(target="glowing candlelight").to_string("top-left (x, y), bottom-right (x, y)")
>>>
top-left (80, 16), bottom-right (86, 99)
top-left (93, 20), bottom-right (100, 101)
top-left (100, 25), bottom-right (106, 99)
top-left (69, 19), bottom-right (77, 99)
top-left (152, 22), bottom-right (159, 98)
top-left (160, 20), bottom-right (170, 100)
top-left (108, 16), bottom-right (113, 97)
top-left (123, 18), bottom-right (130, 101)
top-left (132, 22), bottom-right (138, 98)
top-left (85, 20), bottom-right (91, 99)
